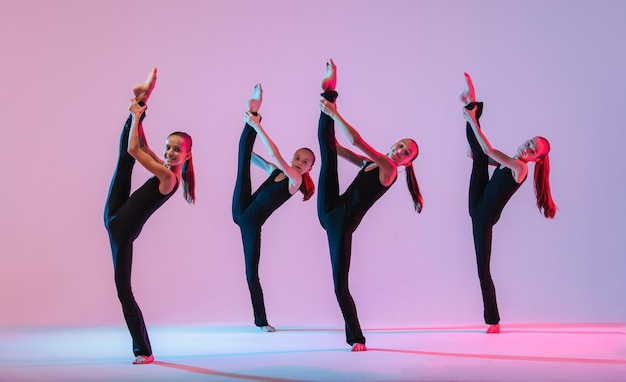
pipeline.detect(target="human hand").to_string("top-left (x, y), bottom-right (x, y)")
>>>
top-left (244, 110), bottom-right (261, 128)
top-left (128, 98), bottom-right (147, 115)
top-left (319, 98), bottom-right (336, 117)
top-left (463, 106), bottom-right (477, 123)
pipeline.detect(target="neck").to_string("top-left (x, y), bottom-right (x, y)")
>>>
top-left (166, 164), bottom-right (182, 177)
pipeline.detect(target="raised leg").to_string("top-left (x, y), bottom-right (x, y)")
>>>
top-left (316, 90), bottom-right (340, 228)
top-left (466, 102), bottom-right (489, 216)
top-left (232, 125), bottom-right (257, 222)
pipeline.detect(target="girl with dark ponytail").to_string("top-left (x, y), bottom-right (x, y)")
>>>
top-left (232, 84), bottom-right (315, 332)
top-left (460, 72), bottom-right (556, 335)
top-left (317, 59), bottom-right (423, 352)
top-left (103, 68), bottom-right (195, 365)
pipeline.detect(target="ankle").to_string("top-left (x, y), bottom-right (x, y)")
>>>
top-left (320, 90), bottom-right (339, 103)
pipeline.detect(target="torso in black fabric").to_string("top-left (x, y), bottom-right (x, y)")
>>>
top-left (330, 163), bottom-right (396, 232)
top-left (473, 166), bottom-right (525, 225)
top-left (240, 169), bottom-right (292, 227)
top-left (110, 176), bottom-right (178, 241)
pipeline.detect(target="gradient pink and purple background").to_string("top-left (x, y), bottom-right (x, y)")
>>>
top-left (0, 1), bottom-right (624, 329)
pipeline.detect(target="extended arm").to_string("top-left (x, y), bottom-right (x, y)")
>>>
top-left (336, 141), bottom-right (369, 167)
top-left (137, 123), bottom-right (164, 165)
top-left (463, 107), bottom-right (528, 182)
top-left (319, 99), bottom-right (396, 185)
top-left (127, 98), bottom-right (177, 192)
top-left (244, 112), bottom-right (301, 184)
top-left (466, 145), bottom-right (499, 166)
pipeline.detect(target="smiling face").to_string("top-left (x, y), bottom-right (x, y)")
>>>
top-left (517, 136), bottom-right (548, 162)
top-left (291, 148), bottom-right (315, 175)
top-left (163, 134), bottom-right (191, 168)
top-left (388, 139), bottom-right (418, 166)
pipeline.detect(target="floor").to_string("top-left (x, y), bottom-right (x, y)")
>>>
top-left (1, 323), bottom-right (624, 381)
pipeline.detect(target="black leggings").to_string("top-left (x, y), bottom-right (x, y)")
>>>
top-left (231, 124), bottom-right (269, 327)
top-left (466, 102), bottom-right (500, 325)
top-left (103, 112), bottom-right (152, 357)
top-left (317, 91), bottom-right (365, 346)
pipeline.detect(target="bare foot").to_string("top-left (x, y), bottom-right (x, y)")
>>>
top-left (132, 354), bottom-right (154, 364)
top-left (259, 325), bottom-right (276, 332)
top-left (133, 67), bottom-right (158, 103)
top-left (321, 59), bottom-right (337, 91)
top-left (486, 324), bottom-right (500, 334)
top-left (247, 83), bottom-right (263, 113)
top-left (351, 343), bottom-right (367, 352)
top-left (459, 72), bottom-right (475, 106)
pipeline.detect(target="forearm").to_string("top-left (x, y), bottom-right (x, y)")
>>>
top-left (337, 143), bottom-right (367, 167)
top-left (252, 123), bottom-right (282, 162)
top-left (128, 114), bottom-right (142, 154)
top-left (331, 111), bottom-right (362, 146)
top-left (251, 152), bottom-right (271, 169)
top-left (467, 116), bottom-right (493, 155)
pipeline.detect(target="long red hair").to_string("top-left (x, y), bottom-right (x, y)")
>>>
top-left (534, 137), bottom-right (556, 218)
top-left (404, 139), bottom-right (423, 213)
top-left (405, 163), bottom-right (423, 213)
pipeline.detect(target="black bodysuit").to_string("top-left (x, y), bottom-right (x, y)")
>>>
top-left (232, 124), bottom-right (293, 327)
top-left (104, 112), bottom-right (177, 357)
top-left (466, 102), bottom-right (525, 325)
top-left (317, 91), bottom-right (395, 346)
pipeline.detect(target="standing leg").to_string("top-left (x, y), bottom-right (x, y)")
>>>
top-left (327, 225), bottom-right (366, 348)
top-left (471, 219), bottom-right (500, 328)
top-left (109, 237), bottom-right (153, 358)
top-left (239, 224), bottom-right (272, 329)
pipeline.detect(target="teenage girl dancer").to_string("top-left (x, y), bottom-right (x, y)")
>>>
top-left (317, 59), bottom-right (423, 351)
top-left (460, 72), bottom-right (556, 334)
top-left (232, 84), bottom-right (315, 332)
top-left (104, 68), bottom-right (195, 364)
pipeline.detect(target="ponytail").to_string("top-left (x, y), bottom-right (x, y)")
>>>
top-left (170, 131), bottom-right (196, 204)
top-left (182, 155), bottom-right (196, 204)
top-left (299, 171), bottom-right (315, 201)
top-left (405, 163), bottom-right (423, 213)
top-left (533, 152), bottom-right (556, 218)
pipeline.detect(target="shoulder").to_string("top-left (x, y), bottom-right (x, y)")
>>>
top-left (500, 161), bottom-right (527, 184)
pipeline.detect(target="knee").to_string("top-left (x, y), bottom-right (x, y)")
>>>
top-left (116, 284), bottom-right (134, 304)
top-left (107, 225), bottom-right (128, 244)
top-left (333, 277), bottom-right (349, 299)
top-left (476, 266), bottom-right (492, 281)
top-left (246, 271), bottom-right (260, 285)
